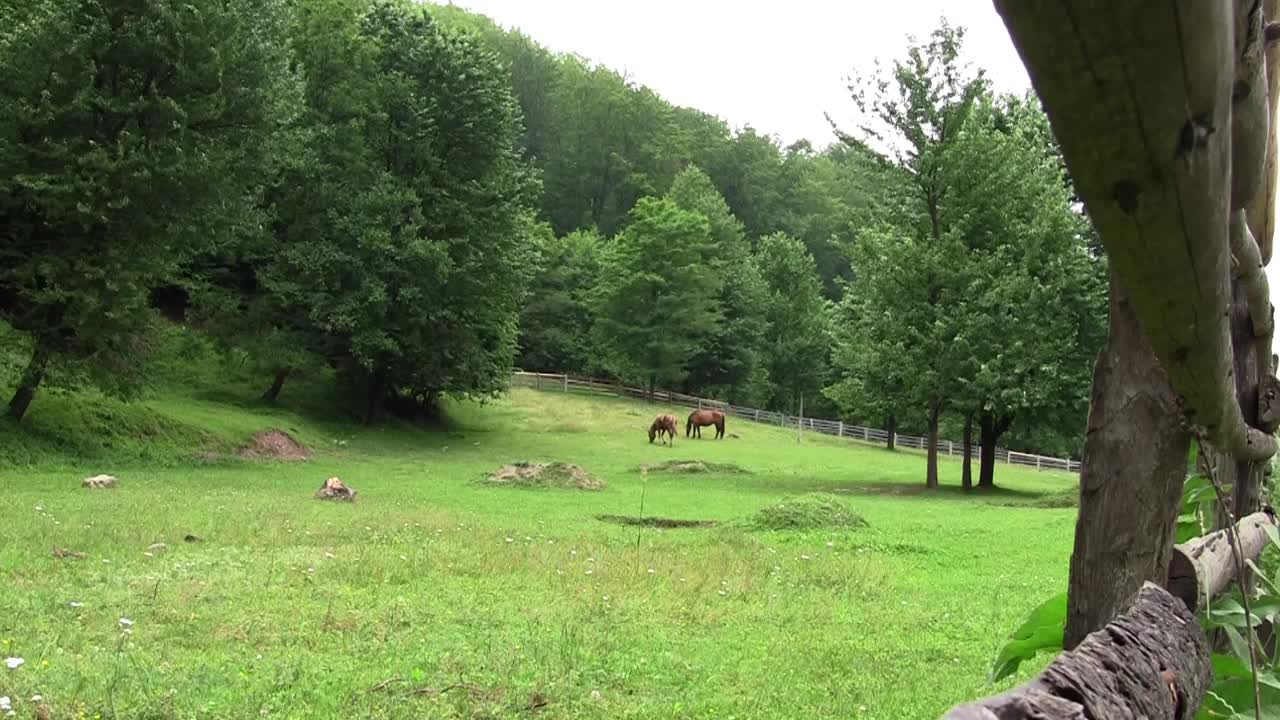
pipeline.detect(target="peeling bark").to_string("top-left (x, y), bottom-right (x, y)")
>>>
top-left (943, 584), bottom-right (1210, 720)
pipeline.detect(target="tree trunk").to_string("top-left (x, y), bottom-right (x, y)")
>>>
top-left (7, 341), bottom-right (50, 422)
top-left (977, 416), bottom-right (994, 489)
top-left (962, 412), bottom-right (973, 491)
top-left (886, 412), bottom-right (897, 451)
top-left (977, 413), bottom-right (1012, 488)
top-left (1063, 274), bottom-right (1191, 650)
top-left (925, 401), bottom-right (940, 489)
top-left (262, 367), bottom-right (290, 403)
top-left (363, 367), bottom-right (385, 426)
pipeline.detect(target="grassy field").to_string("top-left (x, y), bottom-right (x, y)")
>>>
top-left (0, 380), bottom-right (1078, 719)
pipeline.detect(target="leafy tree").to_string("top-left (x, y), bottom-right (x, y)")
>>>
top-left (666, 166), bottom-right (769, 401)
top-left (941, 99), bottom-right (1106, 488)
top-left (754, 233), bottom-right (832, 414)
top-left (0, 0), bottom-right (298, 420)
top-left (593, 198), bottom-right (721, 394)
top-left (240, 0), bottom-right (539, 423)
top-left (828, 20), bottom-right (987, 485)
top-left (518, 228), bottom-right (604, 375)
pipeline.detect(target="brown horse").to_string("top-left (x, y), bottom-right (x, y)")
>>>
top-left (686, 409), bottom-right (725, 439)
top-left (649, 414), bottom-right (678, 445)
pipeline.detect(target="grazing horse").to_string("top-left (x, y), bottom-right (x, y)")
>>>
top-left (686, 409), bottom-right (725, 439)
top-left (649, 414), bottom-right (678, 445)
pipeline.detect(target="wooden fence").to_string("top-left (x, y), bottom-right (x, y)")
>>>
top-left (512, 371), bottom-right (1082, 474)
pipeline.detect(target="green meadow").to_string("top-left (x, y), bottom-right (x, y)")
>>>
top-left (0, 383), bottom-right (1077, 719)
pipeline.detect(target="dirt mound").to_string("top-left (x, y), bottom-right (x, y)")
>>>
top-left (643, 460), bottom-right (749, 474)
top-left (240, 429), bottom-right (311, 461)
top-left (596, 514), bottom-right (717, 529)
top-left (484, 462), bottom-right (604, 490)
top-left (750, 493), bottom-right (869, 531)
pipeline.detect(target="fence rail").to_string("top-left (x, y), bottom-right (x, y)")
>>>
top-left (512, 371), bottom-right (1082, 474)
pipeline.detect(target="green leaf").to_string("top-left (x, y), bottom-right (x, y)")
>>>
top-left (988, 592), bottom-right (1066, 683)
top-left (1224, 625), bottom-right (1252, 663)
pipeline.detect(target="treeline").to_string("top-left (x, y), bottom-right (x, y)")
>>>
top-left (435, 12), bottom-right (1107, 475)
top-left (0, 0), bottom-right (1105, 483)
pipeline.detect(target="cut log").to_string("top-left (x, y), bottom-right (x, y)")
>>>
top-left (1167, 508), bottom-right (1278, 612)
top-left (942, 584), bottom-right (1210, 720)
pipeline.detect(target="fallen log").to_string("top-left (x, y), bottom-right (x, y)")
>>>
top-left (942, 511), bottom-right (1278, 719)
top-left (1168, 509), bottom-right (1278, 612)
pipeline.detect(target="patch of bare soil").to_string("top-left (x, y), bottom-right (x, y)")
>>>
top-left (595, 514), bottom-right (717, 529)
top-left (484, 462), bottom-right (605, 490)
top-left (52, 548), bottom-right (87, 560)
top-left (240, 429), bottom-right (311, 461)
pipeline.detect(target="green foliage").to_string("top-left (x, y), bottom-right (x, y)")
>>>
top-left (667, 166), bottom-right (770, 402)
top-left (593, 198), bottom-right (721, 389)
top-left (199, 0), bottom-right (541, 420)
top-left (988, 592), bottom-right (1067, 682)
top-left (749, 493), bottom-right (868, 530)
top-left (754, 233), bottom-right (832, 412)
top-left (0, 0), bottom-right (298, 417)
top-left (827, 22), bottom-right (1103, 480)
top-left (518, 229), bottom-right (604, 374)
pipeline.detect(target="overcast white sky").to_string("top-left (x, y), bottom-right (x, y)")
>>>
top-left (451, 0), bottom-right (1280, 318)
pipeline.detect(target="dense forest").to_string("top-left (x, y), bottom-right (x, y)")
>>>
top-left (0, 0), bottom-right (1107, 481)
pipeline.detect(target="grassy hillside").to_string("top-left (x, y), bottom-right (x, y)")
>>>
top-left (0, 371), bottom-right (1077, 719)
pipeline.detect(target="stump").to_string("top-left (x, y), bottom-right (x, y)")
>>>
top-left (82, 474), bottom-right (118, 489)
top-left (315, 476), bottom-right (356, 501)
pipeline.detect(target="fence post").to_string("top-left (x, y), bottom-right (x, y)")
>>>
top-left (563, 375), bottom-right (568, 392)
top-left (698, 398), bottom-right (703, 409)
top-left (948, 440), bottom-right (953, 456)
top-left (755, 408), bottom-right (760, 421)
top-left (1036, 455), bottom-right (1042, 470)
top-left (838, 421), bottom-right (844, 437)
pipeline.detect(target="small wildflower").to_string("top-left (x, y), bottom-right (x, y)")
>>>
top-left (524, 536), bottom-right (531, 542)
top-left (718, 589), bottom-right (727, 596)
top-left (585, 569), bottom-right (593, 575)
top-left (307, 567), bottom-right (315, 574)
top-left (826, 542), bottom-right (834, 548)
top-left (570, 550), bottom-right (577, 556)
top-left (30, 695), bottom-right (41, 703)
top-left (399, 555), bottom-right (407, 561)
top-left (647, 568), bottom-right (655, 574)
top-left (118, 618), bottom-right (133, 628)
top-left (800, 554), bottom-right (811, 560)
top-left (590, 690), bottom-right (602, 701)
top-left (3, 658), bottom-right (21, 670)
top-left (69, 601), bottom-right (84, 608)
top-left (505, 537), bottom-right (514, 543)
top-left (324, 552), bottom-right (335, 559)
top-left (602, 595), bottom-right (610, 601)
